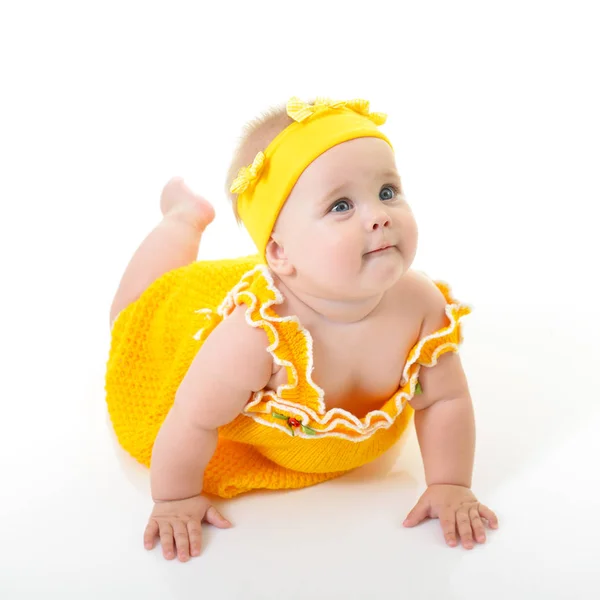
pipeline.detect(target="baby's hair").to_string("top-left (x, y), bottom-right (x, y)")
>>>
top-left (225, 97), bottom-right (316, 224)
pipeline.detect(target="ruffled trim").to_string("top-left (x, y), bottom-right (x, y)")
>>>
top-left (196, 265), bottom-right (471, 442)
top-left (400, 281), bottom-right (473, 383)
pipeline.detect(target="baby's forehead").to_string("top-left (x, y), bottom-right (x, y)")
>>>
top-left (311, 139), bottom-right (397, 175)
top-left (282, 138), bottom-right (399, 211)
top-left (324, 162), bottom-right (401, 177)
top-left (316, 164), bottom-right (402, 189)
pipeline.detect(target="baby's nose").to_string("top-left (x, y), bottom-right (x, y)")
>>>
top-left (371, 213), bottom-right (391, 229)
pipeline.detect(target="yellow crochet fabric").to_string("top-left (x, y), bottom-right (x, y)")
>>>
top-left (105, 256), bottom-right (471, 498)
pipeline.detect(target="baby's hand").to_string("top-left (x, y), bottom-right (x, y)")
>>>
top-left (403, 484), bottom-right (499, 549)
top-left (144, 495), bottom-right (232, 561)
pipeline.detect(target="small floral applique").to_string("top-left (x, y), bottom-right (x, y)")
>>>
top-left (272, 412), bottom-right (316, 436)
top-left (415, 381), bottom-right (423, 395)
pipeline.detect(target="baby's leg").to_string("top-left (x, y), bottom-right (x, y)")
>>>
top-left (109, 177), bottom-right (216, 328)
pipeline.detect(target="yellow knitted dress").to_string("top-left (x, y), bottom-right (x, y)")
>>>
top-left (105, 255), bottom-right (471, 498)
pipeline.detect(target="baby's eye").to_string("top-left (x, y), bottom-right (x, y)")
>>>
top-left (331, 200), bottom-right (352, 213)
top-left (379, 185), bottom-right (398, 201)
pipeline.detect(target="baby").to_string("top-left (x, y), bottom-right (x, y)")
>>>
top-left (105, 96), bottom-right (499, 562)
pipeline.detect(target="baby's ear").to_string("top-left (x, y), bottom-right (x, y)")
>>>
top-left (265, 237), bottom-right (295, 277)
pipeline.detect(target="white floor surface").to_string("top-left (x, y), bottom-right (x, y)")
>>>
top-left (4, 301), bottom-right (599, 599)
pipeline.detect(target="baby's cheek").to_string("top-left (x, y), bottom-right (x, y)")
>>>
top-left (402, 214), bottom-right (419, 255)
top-left (331, 244), bottom-right (361, 274)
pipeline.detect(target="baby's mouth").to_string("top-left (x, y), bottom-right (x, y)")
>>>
top-left (365, 244), bottom-right (395, 255)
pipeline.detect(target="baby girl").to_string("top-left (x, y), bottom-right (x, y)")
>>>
top-left (105, 96), bottom-right (499, 562)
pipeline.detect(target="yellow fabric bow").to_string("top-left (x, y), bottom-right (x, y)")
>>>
top-left (286, 96), bottom-right (387, 126)
top-left (230, 151), bottom-right (265, 194)
top-left (345, 99), bottom-right (387, 126)
top-left (286, 96), bottom-right (347, 122)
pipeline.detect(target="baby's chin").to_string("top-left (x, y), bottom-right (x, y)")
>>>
top-left (362, 245), bottom-right (407, 274)
top-left (314, 265), bottom-right (407, 297)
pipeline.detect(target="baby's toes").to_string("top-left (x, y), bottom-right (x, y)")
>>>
top-left (160, 177), bottom-right (215, 230)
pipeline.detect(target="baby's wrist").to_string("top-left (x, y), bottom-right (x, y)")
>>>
top-left (153, 492), bottom-right (203, 504)
top-left (426, 479), bottom-right (472, 489)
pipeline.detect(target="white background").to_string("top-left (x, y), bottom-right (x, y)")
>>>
top-left (1, 1), bottom-right (599, 598)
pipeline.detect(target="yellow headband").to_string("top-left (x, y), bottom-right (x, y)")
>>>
top-left (230, 97), bottom-right (393, 258)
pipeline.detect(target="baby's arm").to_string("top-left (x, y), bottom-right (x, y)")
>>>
top-left (404, 279), bottom-right (498, 548)
top-left (151, 305), bottom-right (272, 501)
top-left (146, 305), bottom-right (273, 559)
top-left (409, 286), bottom-right (474, 488)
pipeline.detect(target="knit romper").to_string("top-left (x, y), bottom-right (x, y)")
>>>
top-left (105, 255), bottom-right (471, 498)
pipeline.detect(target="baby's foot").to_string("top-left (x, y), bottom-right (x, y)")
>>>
top-left (160, 177), bottom-right (215, 231)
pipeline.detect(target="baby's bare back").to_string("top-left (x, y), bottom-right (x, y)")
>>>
top-left (265, 269), bottom-right (429, 418)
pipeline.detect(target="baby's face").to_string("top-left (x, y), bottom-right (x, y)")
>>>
top-left (270, 137), bottom-right (418, 299)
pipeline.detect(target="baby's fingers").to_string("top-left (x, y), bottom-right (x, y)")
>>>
top-left (470, 506), bottom-right (486, 543)
top-left (159, 522), bottom-right (176, 560)
top-left (478, 504), bottom-right (499, 529)
top-left (440, 507), bottom-right (458, 547)
top-left (187, 519), bottom-right (203, 557)
top-left (456, 507), bottom-right (474, 549)
top-left (205, 505), bottom-right (232, 529)
top-left (172, 521), bottom-right (191, 562)
top-left (144, 519), bottom-right (159, 550)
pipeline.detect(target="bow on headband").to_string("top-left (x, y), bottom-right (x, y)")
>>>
top-left (229, 97), bottom-right (387, 196)
top-left (230, 151), bottom-right (265, 195)
top-left (286, 96), bottom-right (387, 126)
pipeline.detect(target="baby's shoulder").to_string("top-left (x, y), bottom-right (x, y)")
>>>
top-left (385, 269), bottom-right (450, 337)
top-left (400, 270), bottom-right (457, 341)
top-left (203, 304), bottom-right (274, 392)
top-left (391, 269), bottom-right (444, 309)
